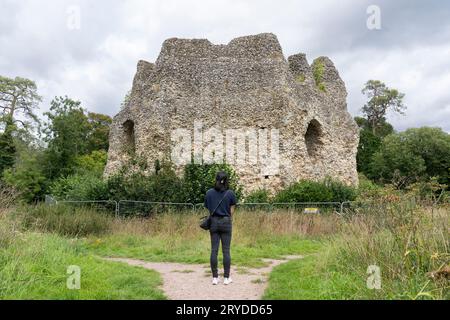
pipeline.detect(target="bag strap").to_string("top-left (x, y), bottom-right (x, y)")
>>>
top-left (210, 190), bottom-right (229, 216)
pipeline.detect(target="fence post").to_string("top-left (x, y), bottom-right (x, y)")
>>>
top-left (340, 202), bottom-right (350, 216)
top-left (115, 201), bottom-right (119, 218)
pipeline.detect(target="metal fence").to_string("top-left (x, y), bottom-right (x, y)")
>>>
top-left (271, 202), bottom-right (342, 215)
top-left (49, 199), bottom-right (119, 216)
top-left (46, 196), bottom-right (396, 217)
top-left (340, 199), bottom-right (423, 217)
top-left (118, 201), bottom-right (195, 217)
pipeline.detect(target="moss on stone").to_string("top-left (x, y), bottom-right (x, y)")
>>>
top-left (313, 60), bottom-right (326, 92)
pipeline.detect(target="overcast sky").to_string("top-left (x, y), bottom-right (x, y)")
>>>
top-left (1, 0), bottom-right (449, 132)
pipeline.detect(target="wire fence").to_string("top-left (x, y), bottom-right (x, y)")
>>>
top-left (271, 202), bottom-right (342, 215)
top-left (45, 196), bottom-right (428, 218)
top-left (118, 201), bottom-right (195, 217)
top-left (46, 196), bottom-right (349, 217)
top-left (51, 199), bottom-right (119, 216)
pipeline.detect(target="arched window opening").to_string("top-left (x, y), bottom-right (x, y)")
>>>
top-left (123, 120), bottom-right (136, 155)
top-left (305, 119), bottom-right (324, 158)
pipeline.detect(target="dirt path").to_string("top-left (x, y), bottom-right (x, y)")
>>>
top-left (106, 256), bottom-right (302, 300)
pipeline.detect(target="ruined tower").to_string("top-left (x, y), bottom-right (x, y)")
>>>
top-left (105, 33), bottom-right (360, 193)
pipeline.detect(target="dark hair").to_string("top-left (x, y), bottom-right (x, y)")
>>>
top-left (214, 171), bottom-right (229, 192)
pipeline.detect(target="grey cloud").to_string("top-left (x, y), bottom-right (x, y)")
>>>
top-left (1, 0), bottom-right (449, 133)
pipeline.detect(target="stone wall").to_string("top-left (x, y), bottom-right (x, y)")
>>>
top-left (105, 33), bottom-right (360, 193)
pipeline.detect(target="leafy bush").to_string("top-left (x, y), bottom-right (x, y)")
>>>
top-left (244, 189), bottom-right (270, 203)
top-left (274, 180), bottom-right (332, 203)
top-left (406, 177), bottom-right (448, 205)
top-left (357, 174), bottom-right (384, 200)
top-left (182, 163), bottom-right (242, 204)
top-left (50, 161), bottom-right (243, 211)
top-left (107, 163), bottom-right (186, 203)
top-left (51, 173), bottom-right (109, 201)
top-left (73, 150), bottom-right (108, 175)
top-left (274, 178), bottom-right (357, 203)
top-left (15, 204), bottom-right (112, 237)
top-left (2, 150), bottom-right (48, 203)
top-left (369, 127), bottom-right (450, 188)
top-left (323, 178), bottom-right (358, 203)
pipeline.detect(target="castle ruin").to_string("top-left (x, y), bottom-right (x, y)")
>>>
top-left (105, 33), bottom-right (360, 193)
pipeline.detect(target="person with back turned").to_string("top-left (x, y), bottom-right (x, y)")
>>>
top-left (204, 172), bottom-right (237, 285)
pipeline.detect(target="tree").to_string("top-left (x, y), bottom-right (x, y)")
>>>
top-left (42, 96), bottom-right (91, 179)
top-left (74, 150), bottom-right (108, 175)
top-left (355, 116), bottom-right (394, 176)
top-left (0, 76), bottom-right (42, 132)
top-left (42, 96), bottom-right (112, 180)
top-left (86, 112), bottom-right (112, 152)
top-left (0, 76), bottom-right (42, 175)
top-left (355, 116), bottom-right (394, 138)
top-left (402, 127), bottom-right (450, 185)
top-left (357, 128), bottom-right (382, 175)
top-left (370, 127), bottom-right (450, 188)
top-left (0, 121), bottom-right (16, 176)
top-left (362, 80), bottom-right (406, 135)
top-left (3, 146), bottom-right (47, 203)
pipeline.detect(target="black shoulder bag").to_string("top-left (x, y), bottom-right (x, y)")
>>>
top-left (200, 191), bottom-right (229, 231)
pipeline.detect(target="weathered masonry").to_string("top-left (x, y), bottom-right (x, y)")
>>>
top-left (105, 33), bottom-right (360, 193)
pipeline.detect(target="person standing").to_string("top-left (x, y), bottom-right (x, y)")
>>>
top-left (204, 171), bottom-right (237, 285)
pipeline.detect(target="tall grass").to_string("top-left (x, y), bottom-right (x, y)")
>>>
top-left (334, 203), bottom-right (449, 299)
top-left (13, 204), bottom-right (113, 237)
top-left (110, 209), bottom-right (340, 238)
top-left (0, 231), bottom-right (165, 300)
top-left (2, 197), bottom-right (448, 300)
top-left (0, 196), bottom-right (164, 299)
top-left (266, 202), bottom-right (449, 300)
top-left (0, 185), bottom-right (20, 249)
top-left (85, 210), bottom-right (326, 267)
top-left (0, 184), bottom-right (19, 210)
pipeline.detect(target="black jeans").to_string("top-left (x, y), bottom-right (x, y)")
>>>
top-left (210, 215), bottom-right (232, 278)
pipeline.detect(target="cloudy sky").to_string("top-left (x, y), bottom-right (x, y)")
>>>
top-left (1, 0), bottom-right (449, 132)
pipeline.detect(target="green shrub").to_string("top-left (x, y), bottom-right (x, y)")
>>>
top-left (324, 177), bottom-right (358, 203)
top-left (73, 150), bottom-right (108, 175)
top-left (357, 174), bottom-right (384, 200)
top-left (3, 156), bottom-right (48, 203)
top-left (51, 161), bottom-right (186, 203)
top-left (274, 178), bottom-right (357, 203)
top-left (107, 163), bottom-right (186, 203)
top-left (244, 189), bottom-right (270, 203)
top-left (15, 204), bottom-right (112, 237)
top-left (182, 163), bottom-right (242, 204)
top-left (369, 127), bottom-right (450, 188)
top-left (51, 173), bottom-right (109, 201)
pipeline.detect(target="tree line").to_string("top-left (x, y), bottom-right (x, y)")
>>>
top-left (1, 75), bottom-right (449, 203)
top-left (0, 76), bottom-right (112, 202)
top-left (357, 80), bottom-right (450, 192)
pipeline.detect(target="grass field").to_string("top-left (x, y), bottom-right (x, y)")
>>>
top-left (0, 202), bottom-right (448, 300)
top-left (0, 217), bottom-right (165, 300)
